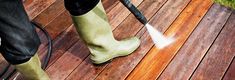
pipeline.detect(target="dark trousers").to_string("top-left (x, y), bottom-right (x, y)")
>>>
top-left (0, 0), bottom-right (40, 65)
top-left (0, 0), bottom-right (99, 65)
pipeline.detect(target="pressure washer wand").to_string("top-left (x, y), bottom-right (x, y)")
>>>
top-left (120, 0), bottom-right (148, 25)
top-left (120, 0), bottom-right (175, 48)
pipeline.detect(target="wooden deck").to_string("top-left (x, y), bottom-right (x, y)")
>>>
top-left (0, 0), bottom-right (235, 80)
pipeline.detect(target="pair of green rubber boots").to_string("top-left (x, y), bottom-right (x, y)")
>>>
top-left (15, 1), bottom-right (140, 80)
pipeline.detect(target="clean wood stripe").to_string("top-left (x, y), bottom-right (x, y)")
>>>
top-left (148, 0), bottom-right (191, 32)
top-left (191, 11), bottom-right (235, 80)
top-left (127, 0), bottom-right (213, 80)
top-left (95, 0), bottom-right (192, 79)
top-left (223, 57), bottom-right (235, 80)
top-left (158, 3), bottom-right (232, 80)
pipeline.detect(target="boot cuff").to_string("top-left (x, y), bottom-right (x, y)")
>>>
top-left (65, 0), bottom-right (100, 16)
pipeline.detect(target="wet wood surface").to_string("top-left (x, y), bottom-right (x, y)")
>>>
top-left (0, 0), bottom-right (235, 80)
top-left (127, 0), bottom-right (213, 79)
top-left (158, 3), bottom-right (232, 80)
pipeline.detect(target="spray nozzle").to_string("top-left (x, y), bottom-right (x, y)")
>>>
top-left (120, 0), bottom-right (175, 49)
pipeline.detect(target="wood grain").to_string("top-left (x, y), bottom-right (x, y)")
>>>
top-left (102, 0), bottom-right (119, 13)
top-left (46, 33), bottom-right (89, 80)
top-left (108, 0), bottom-right (143, 30)
top-left (191, 11), bottom-right (235, 80)
top-left (40, 25), bottom-right (80, 66)
top-left (95, 0), bottom-right (192, 79)
top-left (158, 3), bottom-right (232, 80)
top-left (1, 0), bottom-right (234, 80)
top-left (223, 58), bottom-right (235, 80)
top-left (127, 0), bottom-right (213, 80)
top-left (24, 0), bottom-right (56, 20)
top-left (33, 0), bottom-right (65, 27)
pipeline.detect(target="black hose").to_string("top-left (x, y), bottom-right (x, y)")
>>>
top-left (32, 21), bottom-right (53, 70)
top-left (0, 21), bottom-right (53, 79)
top-left (0, 63), bottom-right (10, 77)
top-left (120, 0), bottom-right (148, 25)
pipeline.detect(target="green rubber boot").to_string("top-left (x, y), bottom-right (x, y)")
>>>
top-left (214, 0), bottom-right (235, 9)
top-left (15, 54), bottom-right (50, 80)
top-left (71, 1), bottom-right (140, 64)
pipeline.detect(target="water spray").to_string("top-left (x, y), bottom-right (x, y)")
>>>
top-left (120, 0), bottom-right (175, 49)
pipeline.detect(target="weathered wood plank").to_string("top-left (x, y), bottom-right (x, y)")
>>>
top-left (108, 0), bottom-right (143, 30)
top-left (33, 0), bottom-right (65, 27)
top-left (191, 11), bottom-right (235, 80)
top-left (46, 28), bottom-right (89, 80)
top-left (223, 58), bottom-right (235, 80)
top-left (158, 3), bottom-right (232, 80)
top-left (24, 0), bottom-right (56, 20)
top-left (32, 0), bottom-right (116, 27)
top-left (43, 11), bottom-right (72, 39)
top-left (37, 11), bottom-right (74, 59)
top-left (127, 0), bottom-right (213, 80)
top-left (102, 0), bottom-right (119, 13)
top-left (40, 25), bottom-right (80, 66)
top-left (46, 40), bottom-right (89, 80)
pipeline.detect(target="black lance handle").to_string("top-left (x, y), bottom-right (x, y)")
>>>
top-left (120, 0), bottom-right (148, 25)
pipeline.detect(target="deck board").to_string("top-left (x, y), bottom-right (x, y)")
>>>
top-left (1, 0), bottom-right (235, 80)
top-left (223, 58), bottom-right (235, 80)
top-left (191, 11), bottom-right (235, 80)
top-left (127, 0), bottom-right (213, 79)
top-left (158, 3), bottom-right (232, 80)
top-left (23, 0), bottom-right (56, 20)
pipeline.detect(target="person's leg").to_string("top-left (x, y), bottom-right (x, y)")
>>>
top-left (0, 0), bottom-right (49, 79)
top-left (64, 0), bottom-right (140, 64)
